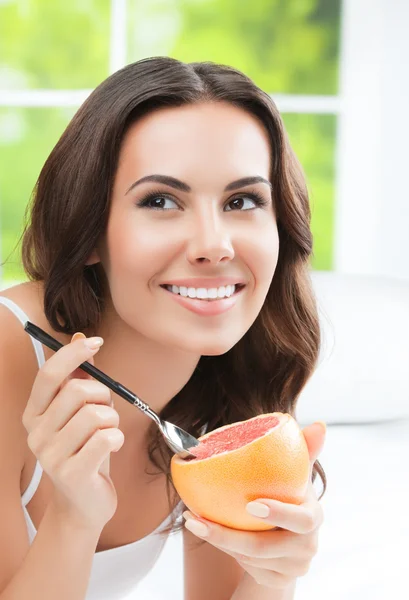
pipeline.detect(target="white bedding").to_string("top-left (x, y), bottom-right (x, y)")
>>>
top-left (132, 418), bottom-right (409, 599)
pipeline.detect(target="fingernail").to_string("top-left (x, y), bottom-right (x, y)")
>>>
top-left (83, 337), bottom-right (104, 350)
top-left (314, 421), bottom-right (327, 434)
top-left (246, 502), bottom-right (270, 517)
top-left (184, 519), bottom-right (209, 537)
top-left (71, 332), bottom-right (86, 342)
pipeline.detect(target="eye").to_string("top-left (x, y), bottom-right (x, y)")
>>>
top-left (136, 192), bottom-right (179, 210)
top-left (135, 189), bottom-right (269, 211)
top-left (224, 192), bottom-right (268, 211)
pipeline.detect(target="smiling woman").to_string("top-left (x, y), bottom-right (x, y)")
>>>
top-left (0, 56), bottom-right (326, 600)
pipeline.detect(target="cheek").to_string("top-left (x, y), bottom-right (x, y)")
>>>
top-left (107, 216), bottom-right (172, 276)
top-left (246, 223), bottom-right (280, 288)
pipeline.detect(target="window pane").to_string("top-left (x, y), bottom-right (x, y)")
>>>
top-left (0, 1), bottom-right (110, 89)
top-left (282, 113), bottom-right (337, 270)
top-left (0, 107), bottom-right (74, 284)
top-left (127, 0), bottom-right (341, 95)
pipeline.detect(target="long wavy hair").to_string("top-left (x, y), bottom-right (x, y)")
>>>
top-left (19, 56), bottom-right (327, 541)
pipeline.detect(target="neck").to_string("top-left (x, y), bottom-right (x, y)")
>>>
top-left (93, 303), bottom-right (200, 446)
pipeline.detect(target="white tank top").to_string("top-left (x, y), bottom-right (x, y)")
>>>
top-left (0, 296), bottom-right (184, 599)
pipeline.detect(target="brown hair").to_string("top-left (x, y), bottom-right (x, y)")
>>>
top-left (18, 56), bottom-right (326, 542)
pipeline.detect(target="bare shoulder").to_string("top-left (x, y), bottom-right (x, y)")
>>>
top-left (0, 281), bottom-right (47, 436)
top-left (0, 279), bottom-right (45, 323)
top-left (0, 278), bottom-right (74, 430)
top-left (0, 279), bottom-right (70, 356)
top-left (0, 280), bottom-right (46, 591)
top-left (0, 280), bottom-right (48, 383)
top-left (0, 279), bottom-right (74, 419)
top-left (0, 281), bottom-right (52, 501)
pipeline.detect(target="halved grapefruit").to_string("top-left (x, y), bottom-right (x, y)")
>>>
top-left (171, 412), bottom-right (310, 531)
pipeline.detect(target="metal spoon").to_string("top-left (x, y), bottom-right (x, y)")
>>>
top-left (24, 321), bottom-right (200, 459)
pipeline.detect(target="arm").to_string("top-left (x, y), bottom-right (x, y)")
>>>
top-left (0, 311), bottom-right (101, 600)
top-left (231, 572), bottom-right (297, 600)
top-left (1, 500), bottom-right (101, 600)
top-left (183, 528), bottom-right (245, 600)
top-left (183, 527), bottom-right (297, 600)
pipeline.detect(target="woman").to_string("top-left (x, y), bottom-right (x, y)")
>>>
top-left (0, 56), bottom-right (327, 599)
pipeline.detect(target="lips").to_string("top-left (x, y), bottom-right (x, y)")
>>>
top-left (160, 277), bottom-right (246, 288)
top-left (161, 282), bottom-right (245, 316)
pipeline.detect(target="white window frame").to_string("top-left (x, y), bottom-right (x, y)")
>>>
top-left (335, 0), bottom-right (409, 281)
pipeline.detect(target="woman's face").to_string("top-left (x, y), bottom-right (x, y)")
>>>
top-left (92, 101), bottom-right (279, 355)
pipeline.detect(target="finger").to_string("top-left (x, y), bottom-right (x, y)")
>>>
top-left (50, 403), bottom-right (120, 462)
top-left (245, 496), bottom-right (323, 534)
top-left (225, 551), bottom-right (306, 578)
top-left (28, 332), bottom-right (104, 419)
top-left (235, 564), bottom-right (294, 590)
top-left (302, 422), bottom-right (327, 477)
top-left (64, 334), bottom-right (114, 408)
top-left (183, 512), bottom-right (293, 559)
top-left (73, 427), bottom-right (124, 474)
top-left (62, 336), bottom-right (117, 480)
top-left (34, 378), bottom-right (114, 449)
top-left (64, 332), bottom-right (93, 382)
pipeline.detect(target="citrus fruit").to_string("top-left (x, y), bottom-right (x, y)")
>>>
top-left (170, 412), bottom-right (310, 531)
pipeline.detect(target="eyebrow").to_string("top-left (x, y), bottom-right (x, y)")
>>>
top-left (125, 174), bottom-right (272, 195)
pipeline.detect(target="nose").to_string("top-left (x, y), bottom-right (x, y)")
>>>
top-left (186, 211), bottom-right (235, 265)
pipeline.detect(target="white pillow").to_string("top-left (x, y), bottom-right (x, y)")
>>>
top-left (296, 271), bottom-right (409, 425)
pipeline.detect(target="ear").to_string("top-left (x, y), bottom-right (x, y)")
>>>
top-left (85, 249), bottom-right (100, 266)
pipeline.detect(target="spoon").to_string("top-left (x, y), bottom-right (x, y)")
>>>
top-left (24, 321), bottom-right (200, 459)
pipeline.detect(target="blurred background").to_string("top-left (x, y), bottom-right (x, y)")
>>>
top-left (1, 1), bottom-right (408, 599)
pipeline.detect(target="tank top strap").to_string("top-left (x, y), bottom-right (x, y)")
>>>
top-left (21, 459), bottom-right (43, 506)
top-left (0, 296), bottom-right (46, 368)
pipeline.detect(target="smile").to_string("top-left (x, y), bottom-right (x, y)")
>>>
top-left (160, 283), bottom-right (246, 316)
top-left (161, 283), bottom-right (245, 301)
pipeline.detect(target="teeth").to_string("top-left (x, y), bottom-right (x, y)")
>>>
top-left (166, 284), bottom-right (238, 300)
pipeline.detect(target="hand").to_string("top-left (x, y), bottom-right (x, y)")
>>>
top-left (22, 332), bottom-right (125, 533)
top-left (183, 421), bottom-right (326, 591)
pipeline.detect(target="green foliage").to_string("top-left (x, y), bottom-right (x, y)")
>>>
top-left (283, 113), bottom-right (336, 270)
top-left (0, 0), bottom-right (110, 89)
top-left (128, 0), bottom-right (340, 94)
top-left (0, 106), bottom-right (77, 282)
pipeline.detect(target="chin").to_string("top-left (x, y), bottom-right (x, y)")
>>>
top-left (188, 338), bottom-right (239, 357)
top-left (157, 326), bottom-right (250, 357)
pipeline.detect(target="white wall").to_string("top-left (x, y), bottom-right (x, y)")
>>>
top-left (335, 0), bottom-right (409, 281)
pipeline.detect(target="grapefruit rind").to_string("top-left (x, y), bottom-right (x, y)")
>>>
top-left (171, 412), bottom-right (310, 531)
